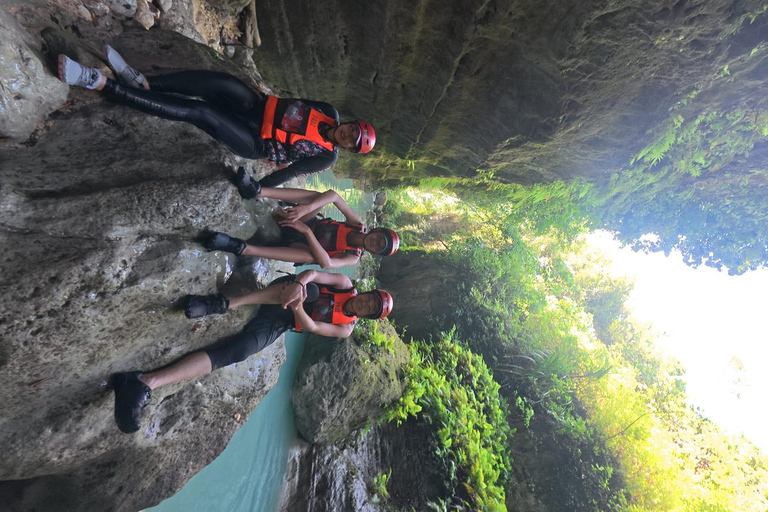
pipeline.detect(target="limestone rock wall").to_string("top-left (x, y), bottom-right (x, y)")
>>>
top-left (0, 7), bottom-right (68, 142)
top-left (377, 250), bottom-right (459, 342)
top-left (0, 17), bottom-right (288, 512)
top-left (252, 0), bottom-right (768, 183)
top-left (279, 421), bottom-right (447, 512)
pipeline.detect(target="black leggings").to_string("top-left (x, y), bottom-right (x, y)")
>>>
top-left (206, 304), bottom-right (294, 371)
top-left (205, 276), bottom-right (320, 371)
top-left (103, 71), bottom-right (267, 159)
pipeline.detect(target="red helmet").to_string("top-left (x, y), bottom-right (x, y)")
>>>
top-left (368, 227), bottom-right (400, 256)
top-left (354, 120), bottom-right (376, 154)
top-left (367, 289), bottom-right (393, 319)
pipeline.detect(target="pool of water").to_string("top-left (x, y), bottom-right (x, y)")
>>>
top-left (148, 331), bottom-right (306, 512)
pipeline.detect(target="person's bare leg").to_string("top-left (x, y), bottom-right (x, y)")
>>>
top-left (92, 75), bottom-right (107, 90)
top-left (241, 244), bottom-right (315, 264)
top-left (227, 283), bottom-right (285, 309)
top-left (260, 187), bottom-right (321, 203)
top-left (139, 351), bottom-right (212, 390)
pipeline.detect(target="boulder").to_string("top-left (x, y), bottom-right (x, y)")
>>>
top-left (0, 6), bottom-right (68, 142)
top-left (291, 321), bottom-right (408, 445)
top-left (105, 0), bottom-right (138, 17)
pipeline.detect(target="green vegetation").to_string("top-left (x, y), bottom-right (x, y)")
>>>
top-left (379, 183), bottom-right (768, 511)
top-left (355, 318), bottom-right (396, 355)
top-left (370, 469), bottom-right (392, 503)
top-left (386, 331), bottom-right (512, 511)
top-left (594, 105), bottom-right (768, 275)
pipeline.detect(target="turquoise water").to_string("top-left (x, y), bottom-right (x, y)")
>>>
top-left (149, 175), bottom-right (371, 512)
top-left (149, 332), bottom-right (306, 512)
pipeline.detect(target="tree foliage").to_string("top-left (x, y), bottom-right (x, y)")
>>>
top-left (384, 185), bottom-right (768, 511)
top-left (594, 105), bottom-right (768, 275)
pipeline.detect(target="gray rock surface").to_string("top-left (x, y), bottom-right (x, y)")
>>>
top-left (0, 7), bottom-right (68, 142)
top-left (157, 0), bottom-right (204, 43)
top-left (204, 0), bottom-right (250, 16)
top-left (291, 321), bottom-right (408, 445)
top-left (279, 421), bottom-right (446, 512)
top-left (251, 0), bottom-right (768, 184)
top-left (279, 435), bottom-right (386, 512)
top-left (0, 23), bottom-right (290, 512)
top-left (377, 251), bottom-right (459, 342)
top-left (105, 0), bottom-right (137, 17)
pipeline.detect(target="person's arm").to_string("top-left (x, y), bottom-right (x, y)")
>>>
top-left (279, 277), bottom-right (308, 309)
top-left (272, 189), bottom-right (363, 224)
top-left (278, 219), bottom-right (331, 267)
top-left (294, 269), bottom-right (354, 289)
top-left (291, 302), bottom-right (355, 338)
top-left (258, 151), bottom-right (338, 188)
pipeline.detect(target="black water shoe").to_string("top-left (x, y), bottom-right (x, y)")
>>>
top-left (113, 371), bottom-right (151, 434)
top-left (233, 167), bottom-right (261, 199)
top-left (198, 231), bottom-right (246, 256)
top-left (185, 293), bottom-right (229, 319)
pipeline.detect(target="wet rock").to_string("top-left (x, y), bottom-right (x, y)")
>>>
top-left (0, 7), bottom-right (68, 142)
top-left (377, 251), bottom-right (459, 342)
top-left (204, 0), bottom-right (250, 16)
top-left (251, 0), bottom-right (768, 184)
top-left (155, 0), bottom-right (172, 12)
top-left (279, 421), bottom-right (445, 511)
top-left (105, 0), bottom-right (137, 17)
top-left (279, 436), bottom-right (385, 512)
top-left (135, 0), bottom-right (157, 29)
top-left (291, 321), bottom-right (408, 445)
top-left (0, 27), bottom-right (287, 512)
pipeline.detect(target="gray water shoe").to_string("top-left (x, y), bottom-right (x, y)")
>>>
top-left (103, 45), bottom-right (147, 89)
top-left (58, 55), bottom-right (102, 89)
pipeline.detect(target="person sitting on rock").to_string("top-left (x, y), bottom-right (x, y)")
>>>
top-left (56, 47), bottom-right (376, 188)
top-left (200, 179), bottom-right (400, 268)
top-left (112, 270), bottom-right (393, 434)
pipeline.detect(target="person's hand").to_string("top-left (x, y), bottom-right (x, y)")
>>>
top-left (277, 216), bottom-right (312, 233)
top-left (281, 204), bottom-right (311, 222)
top-left (281, 281), bottom-right (306, 309)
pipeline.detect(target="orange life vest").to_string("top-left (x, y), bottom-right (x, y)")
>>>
top-left (313, 218), bottom-right (366, 257)
top-left (294, 285), bottom-right (358, 331)
top-left (261, 96), bottom-right (337, 152)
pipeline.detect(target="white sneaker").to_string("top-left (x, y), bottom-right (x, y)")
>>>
top-left (57, 55), bottom-right (102, 89)
top-left (103, 45), bottom-right (146, 89)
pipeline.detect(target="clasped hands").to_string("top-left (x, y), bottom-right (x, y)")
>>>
top-left (276, 204), bottom-right (312, 230)
top-left (280, 280), bottom-right (307, 310)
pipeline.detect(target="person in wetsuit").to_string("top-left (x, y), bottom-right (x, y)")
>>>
top-left (201, 183), bottom-right (399, 269)
top-left (56, 47), bottom-right (376, 187)
top-left (112, 269), bottom-right (393, 433)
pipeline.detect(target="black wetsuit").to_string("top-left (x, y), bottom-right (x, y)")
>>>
top-left (102, 71), bottom-right (338, 187)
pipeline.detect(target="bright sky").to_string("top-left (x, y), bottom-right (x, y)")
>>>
top-left (586, 230), bottom-right (768, 452)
